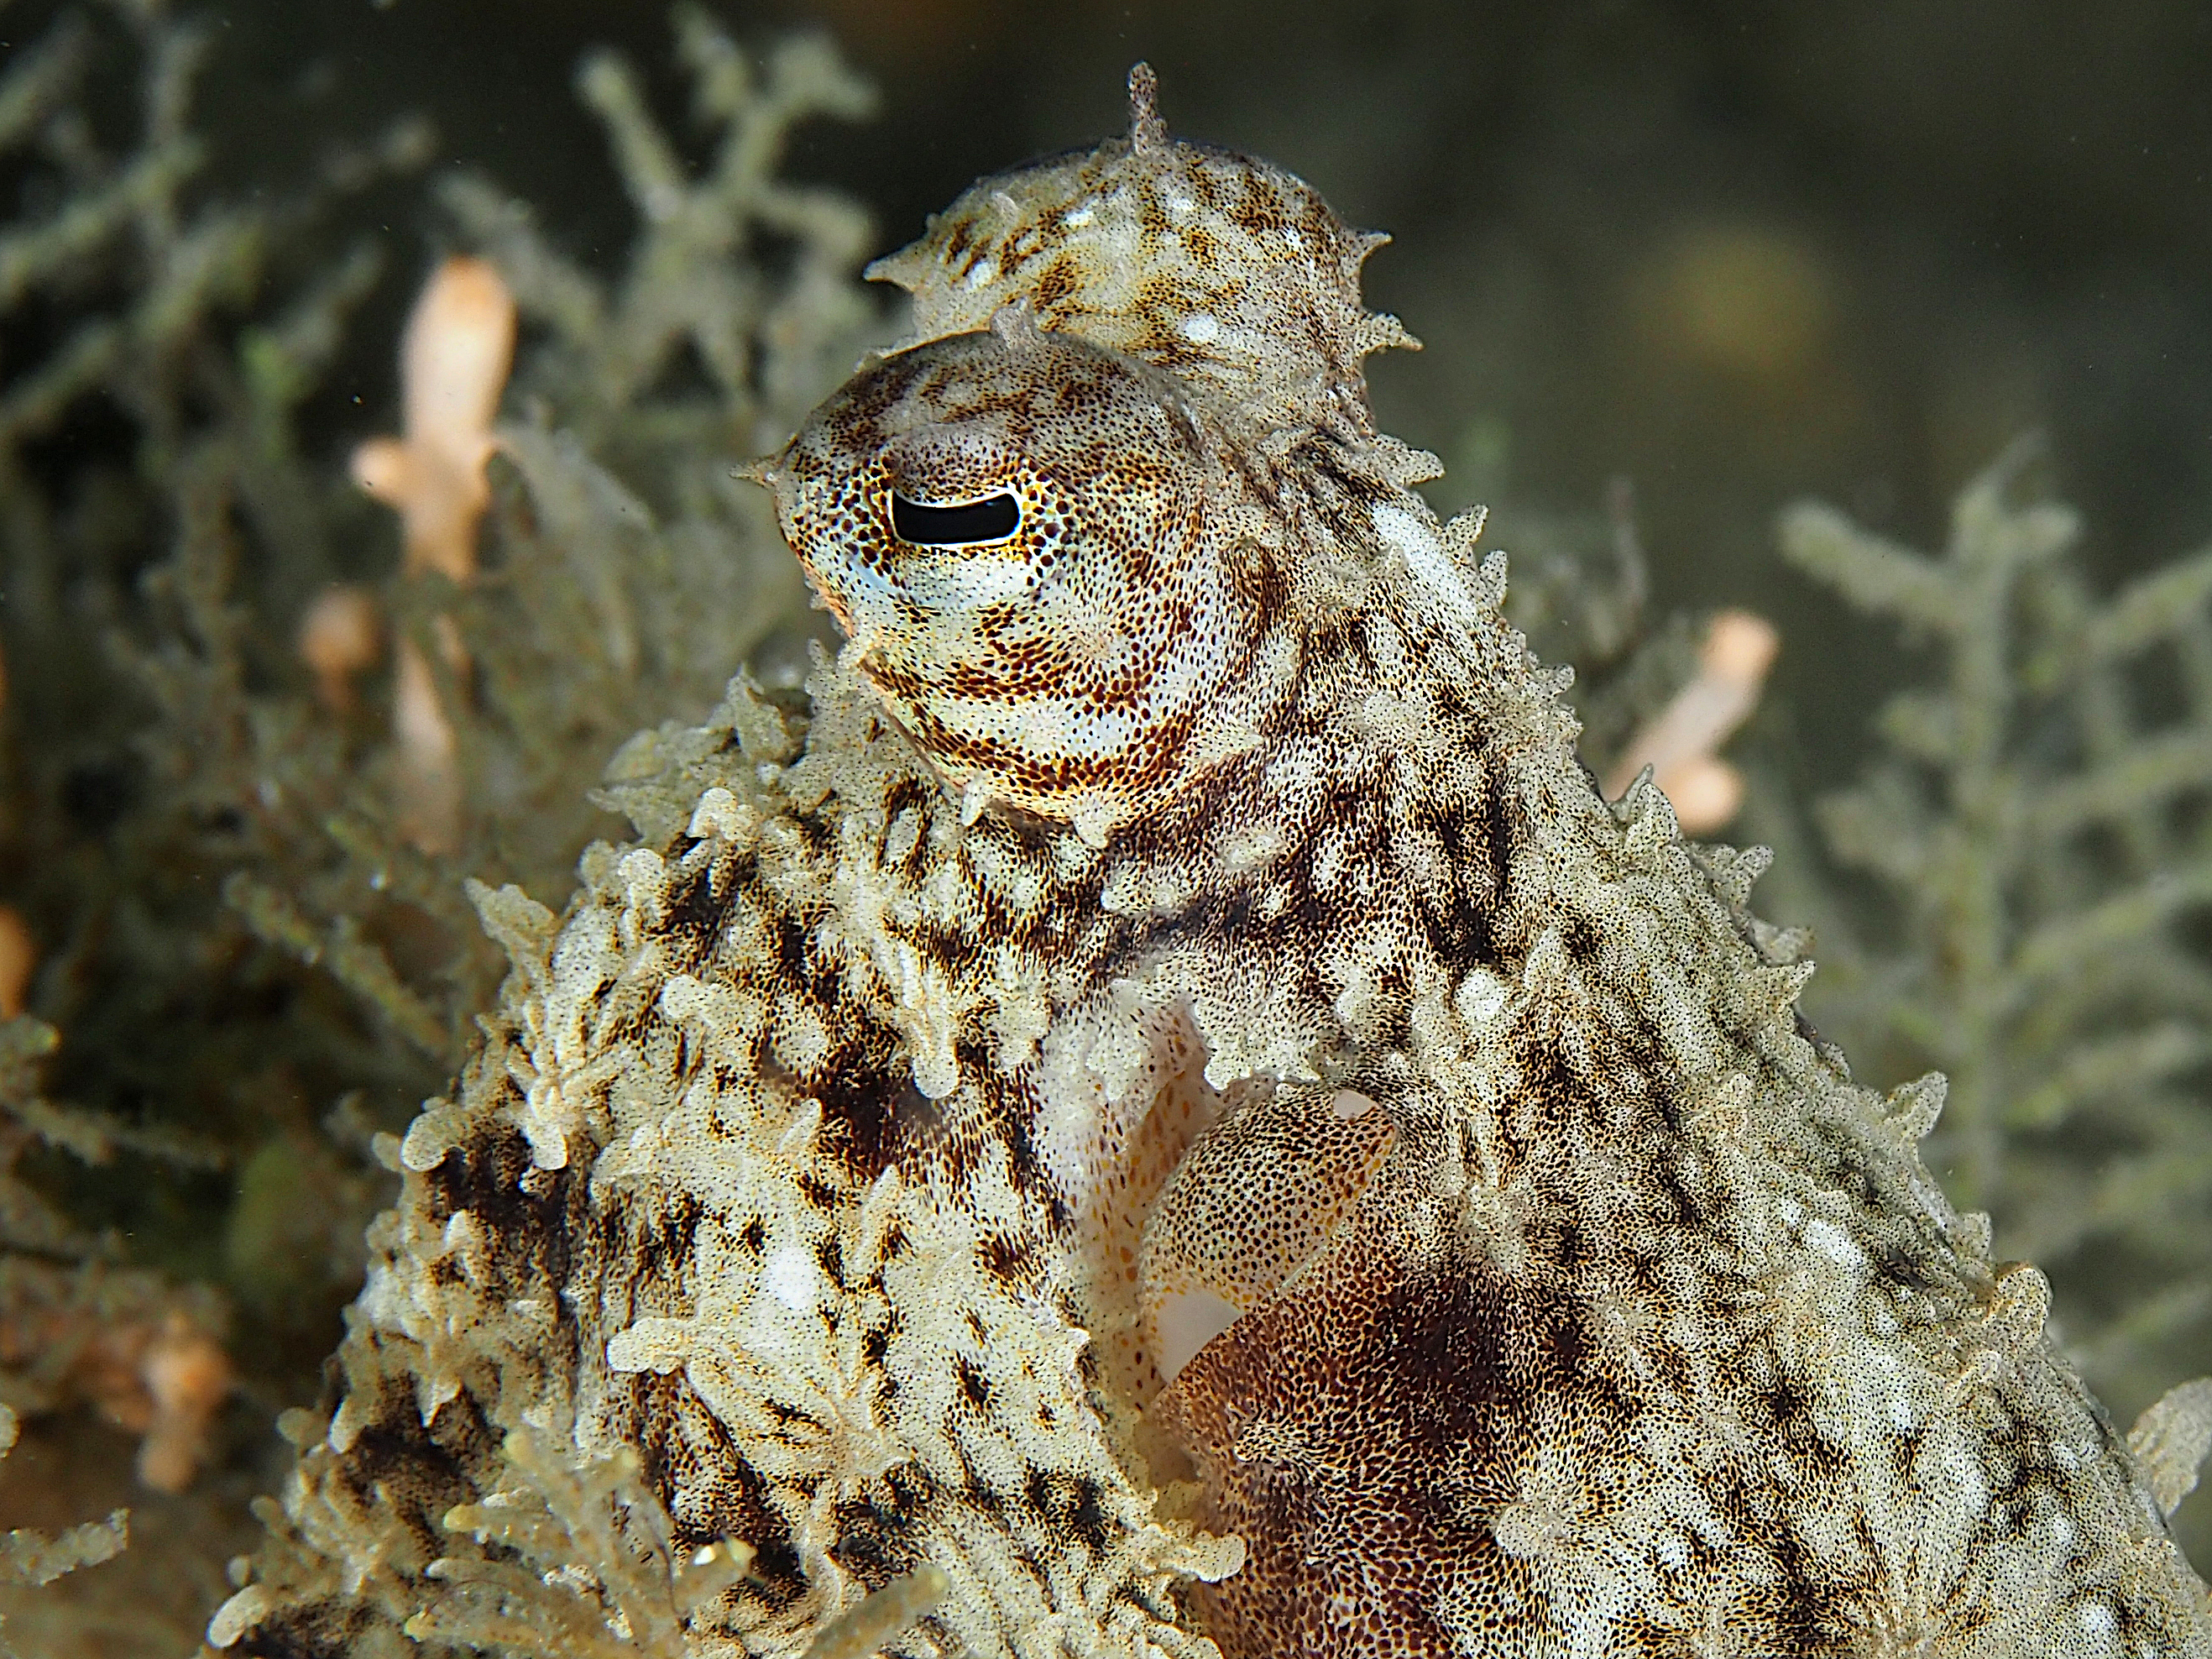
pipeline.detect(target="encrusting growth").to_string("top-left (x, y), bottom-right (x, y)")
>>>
top-left (222, 65), bottom-right (2212, 1659)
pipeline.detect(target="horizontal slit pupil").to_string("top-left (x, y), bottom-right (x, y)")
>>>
top-left (892, 491), bottom-right (1021, 545)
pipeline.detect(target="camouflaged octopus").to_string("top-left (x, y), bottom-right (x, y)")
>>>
top-left (222, 69), bottom-right (2212, 1659)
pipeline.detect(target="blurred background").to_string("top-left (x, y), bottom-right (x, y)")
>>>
top-left (237, 0), bottom-right (2212, 718)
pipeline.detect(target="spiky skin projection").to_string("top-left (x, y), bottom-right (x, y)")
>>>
top-left (224, 68), bottom-right (2210, 1659)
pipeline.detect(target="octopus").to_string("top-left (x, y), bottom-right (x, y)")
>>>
top-left (219, 67), bottom-right (2211, 1659)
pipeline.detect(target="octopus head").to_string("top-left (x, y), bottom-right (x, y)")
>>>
top-left (766, 309), bottom-right (1269, 845)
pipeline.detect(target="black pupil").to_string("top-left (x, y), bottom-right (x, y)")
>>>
top-left (891, 491), bottom-right (1020, 545)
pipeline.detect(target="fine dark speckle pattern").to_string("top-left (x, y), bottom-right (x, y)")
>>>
top-left (222, 65), bottom-right (2210, 1659)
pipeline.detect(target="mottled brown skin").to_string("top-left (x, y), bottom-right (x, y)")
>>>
top-left (223, 68), bottom-right (2210, 1659)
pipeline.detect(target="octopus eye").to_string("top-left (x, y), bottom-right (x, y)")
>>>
top-left (890, 491), bottom-right (1021, 546)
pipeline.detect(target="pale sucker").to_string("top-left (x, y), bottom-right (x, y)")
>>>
top-left (222, 68), bottom-right (2211, 1659)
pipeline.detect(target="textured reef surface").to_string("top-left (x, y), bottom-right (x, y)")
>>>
top-left (217, 71), bottom-right (2212, 1659)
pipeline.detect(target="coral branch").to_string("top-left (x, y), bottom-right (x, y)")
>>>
top-left (353, 256), bottom-right (516, 851)
top-left (351, 256), bottom-right (515, 584)
top-left (1604, 608), bottom-right (1778, 832)
top-left (295, 584), bottom-right (382, 714)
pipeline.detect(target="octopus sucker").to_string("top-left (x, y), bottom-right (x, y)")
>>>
top-left (222, 62), bottom-right (2210, 1659)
